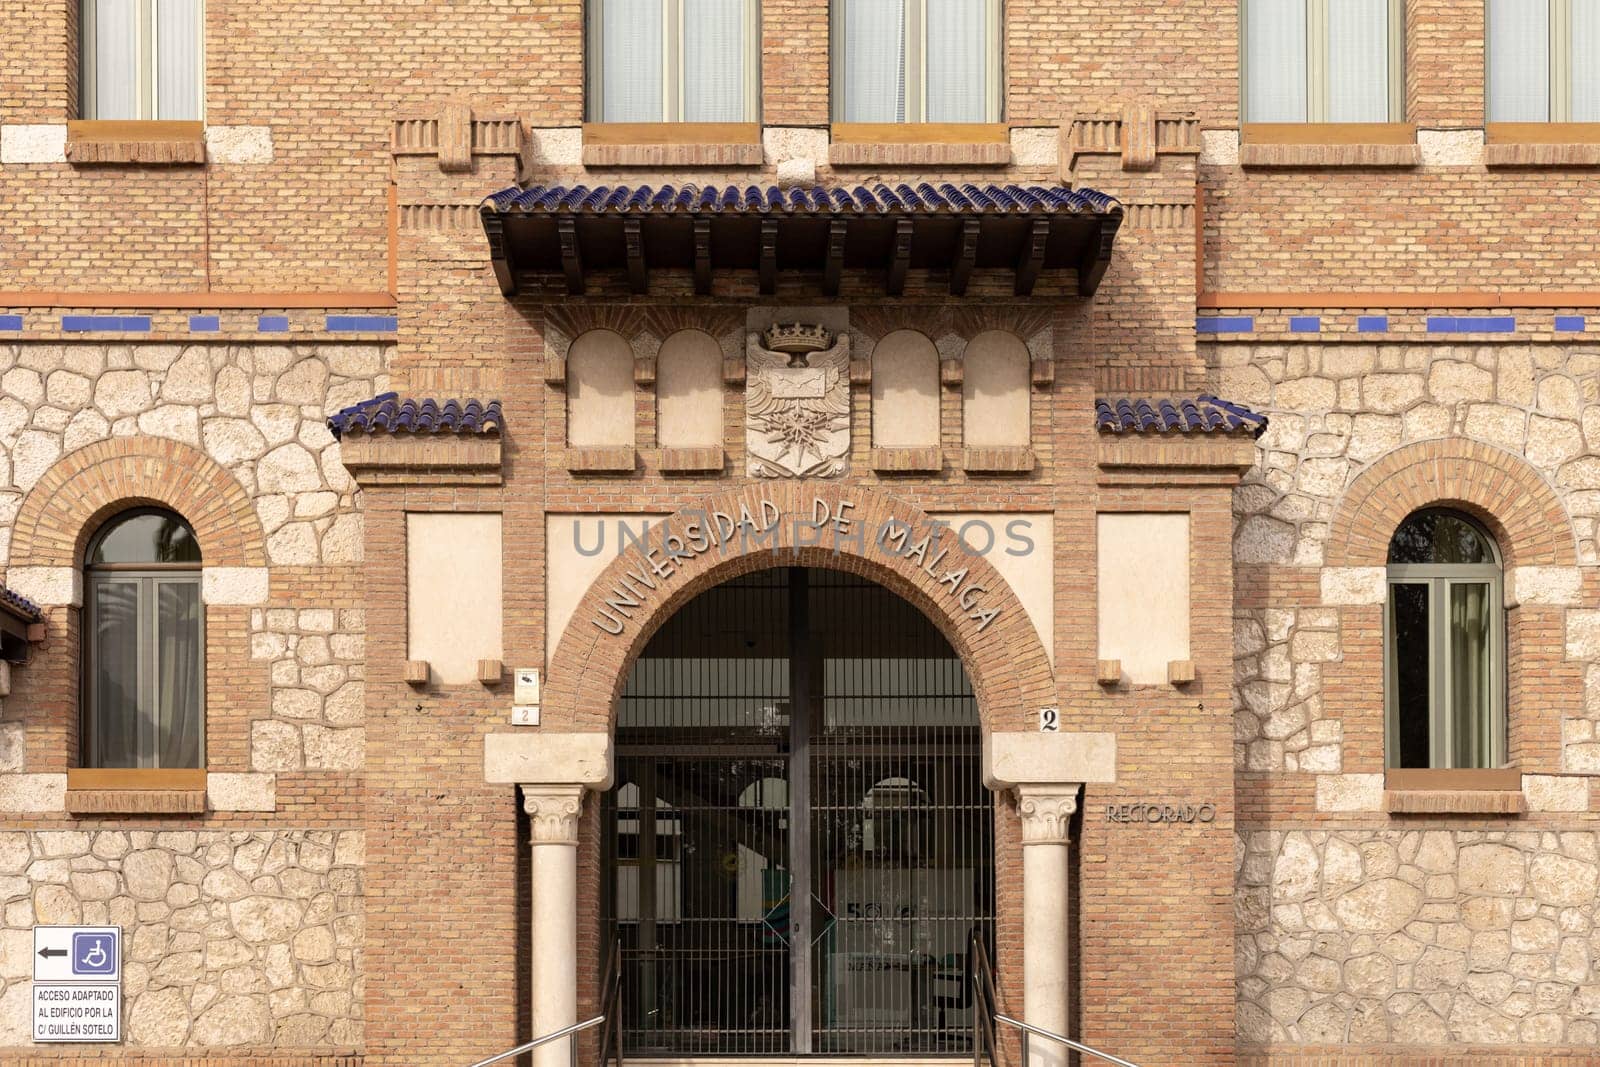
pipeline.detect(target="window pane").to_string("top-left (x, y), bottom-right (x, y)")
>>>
top-left (1487, 0), bottom-right (1551, 122)
top-left (89, 511), bottom-right (202, 564)
top-left (1574, 0), bottom-right (1600, 121)
top-left (155, 0), bottom-right (202, 120)
top-left (91, 579), bottom-right (141, 768)
top-left (1448, 582), bottom-right (1495, 769)
top-left (1243, 0), bottom-right (1307, 122)
top-left (1326, 0), bottom-right (1392, 122)
top-left (683, 0), bottom-right (749, 121)
top-left (1387, 509), bottom-right (1495, 565)
top-left (87, 0), bottom-right (141, 120)
top-left (156, 580), bottom-right (203, 768)
top-left (598, 0), bottom-right (664, 121)
top-left (1390, 582), bottom-right (1431, 768)
top-left (840, 0), bottom-right (906, 122)
top-left (924, 0), bottom-right (988, 122)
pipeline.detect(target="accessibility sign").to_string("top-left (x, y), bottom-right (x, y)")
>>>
top-left (33, 926), bottom-right (121, 983)
top-left (33, 984), bottom-right (120, 1042)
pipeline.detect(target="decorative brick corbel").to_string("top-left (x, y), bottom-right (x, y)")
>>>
top-left (1122, 102), bottom-right (1157, 171)
top-left (438, 100), bottom-right (474, 172)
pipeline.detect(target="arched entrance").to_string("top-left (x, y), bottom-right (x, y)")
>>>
top-left (604, 566), bottom-right (994, 1056)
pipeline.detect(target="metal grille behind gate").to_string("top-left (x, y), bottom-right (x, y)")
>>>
top-left (604, 568), bottom-right (994, 1057)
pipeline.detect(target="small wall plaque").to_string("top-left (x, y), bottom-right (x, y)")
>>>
top-left (512, 705), bottom-right (541, 727)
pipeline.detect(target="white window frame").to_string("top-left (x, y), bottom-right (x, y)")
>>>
top-left (1486, 0), bottom-right (1594, 122)
top-left (586, 0), bottom-right (761, 123)
top-left (830, 0), bottom-right (1003, 123)
top-left (80, 0), bottom-right (206, 121)
top-left (1384, 561), bottom-right (1507, 771)
top-left (1239, 0), bottom-right (1405, 123)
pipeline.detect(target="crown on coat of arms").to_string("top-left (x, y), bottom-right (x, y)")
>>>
top-left (762, 322), bottom-right (833, 355)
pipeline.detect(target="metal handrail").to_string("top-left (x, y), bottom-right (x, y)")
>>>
top-left (970, 931), bottom-right (999, 1067)
top-left (598, 938), bottom-right (625, 1067)
top-left (465, 1015), bottom-right (605, 1067)
top-left (995, 1013), bottom-right (1144, 1067)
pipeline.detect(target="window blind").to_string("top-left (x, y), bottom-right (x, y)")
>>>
top-left (155, 0), bottom-right (202, 120)
top-left (924, 0), bottom-right (988, 122)
top-left (1574, 0), bottom-right (1600, 120)
top-left (1326, 0), bottom-right (1391, 122)
top-left (599, 0), bottom-right (665, 122)
top-left (683, 0), bottom-right (747, 121)
top-left (88, 0), bottom-right (141, 120)
top-left (1487, 0), bottom-right (1551, 122)
top-left (841, 0), bottom-right (906, 122)
top-left (1243, 0), bottom-right (1308, 122)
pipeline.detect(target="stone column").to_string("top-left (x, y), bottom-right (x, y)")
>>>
top-left (485, 733), bottom-right (614, 1067)
top-left (524, 785), bottom-right (585, 1067)
top-left (983, 731), bottom-right (1116, 1067)
top-left (1016, 786), bottom-right (1079, 1067)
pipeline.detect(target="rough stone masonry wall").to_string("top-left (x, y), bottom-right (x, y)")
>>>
top-left (1221, 342), bottom-right (1600, 777)
top-left (0, 342), bottom-right (388, 571)
top-left (0, 339), bottom-right (386, 1054)
top-left (1236, 830), bottom-right (1600, 1047)
top-left (1221, 338), bottom-right (1600, 1054)
top-left (0, 829), bottom-right (363, 1048)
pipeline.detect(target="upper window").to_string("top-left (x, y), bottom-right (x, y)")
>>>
top-left (1487, 0), bottom-right (1600, 123)
top-left (586, 0), bottom-right (759, 122)
top-left (84, 509), bottom-right (204, 769)
top-left (1385, 509), bottom-right (1506, 771)
top-left (832, 0), bottom-right (1002, 123)
top-left (1241, 0), bottom-right (1404, 123)
top-left (80, 0), bottom-right (203, 121)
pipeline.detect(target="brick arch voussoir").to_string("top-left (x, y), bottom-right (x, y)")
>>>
top-left (545, 483), bottom-right (1055, 738)
top-left (1328, 439), bottom-right (1575, 568)
top-left (11, 438), bottom-right (266, 567)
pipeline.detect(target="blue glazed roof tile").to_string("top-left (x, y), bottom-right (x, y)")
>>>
top-left (327, 393), bottom-right (504, 439)
top-left (1095, 395), bottom-right (1268, 437)
top-left (0, 585), bottom-right (44, 625)
top-left (481, 182), bottom-right (1120, 217)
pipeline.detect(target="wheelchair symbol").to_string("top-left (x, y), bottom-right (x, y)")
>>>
top-left (72, 932), bottom-right (116, 976)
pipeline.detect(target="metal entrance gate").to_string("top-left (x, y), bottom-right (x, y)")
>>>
top-left (604, 568), bottom-right (994, 1056)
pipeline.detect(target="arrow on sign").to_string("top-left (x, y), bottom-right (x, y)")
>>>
top-left (37, 947), bottom-right (67, 959)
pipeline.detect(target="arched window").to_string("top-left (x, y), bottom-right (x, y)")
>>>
top-left (84, 509), bottom-right (204, 769)
top-left (1385, 508), bottom-right (1505, 770)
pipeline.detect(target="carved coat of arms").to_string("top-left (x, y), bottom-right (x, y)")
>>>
top-left (746, 323), bottom-right (850, 479)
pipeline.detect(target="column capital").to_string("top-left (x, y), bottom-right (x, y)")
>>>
top-left (522, 784), bottom-right (586, 845)
top-left (1016, 784), bottom-right (1080, 846)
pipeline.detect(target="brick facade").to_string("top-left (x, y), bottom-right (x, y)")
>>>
top-left (2, 0), bottom-right (1599, 1065)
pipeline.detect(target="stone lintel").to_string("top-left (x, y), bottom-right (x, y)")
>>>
top-left (484, 731), bottom-right (614, 790)
top-left (983, 731), bottom-right (1116, 792)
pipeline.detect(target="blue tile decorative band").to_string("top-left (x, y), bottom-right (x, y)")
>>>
top-left (62, 315), bottom-right (151, 332)
top-left (325, 315), bottom-right (398, 332)
top-left (1555, 315), bottom-right (1586, 332)
top-left (257, 315), bottom-right (290, 332)
top-left (1288, 316), bottom-right (1321, 332)
top-left (1428, 316), bottom-right (1516, 333)
top-left (189, 315), bottom-right (220, 332)
top-left (1196, 316), bottom-right (1254, 334)
top-left (1356, 315), bottom-right (1389, 332)
top-left (0, 315), bottom-right (22, 331)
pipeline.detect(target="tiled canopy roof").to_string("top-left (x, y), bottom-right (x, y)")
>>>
top-left (482, 182), bottom-right (1121, 216)
top-left (1095, 396), bottom-right (1268, 437)
top-left (0, 585), bottom-right (44, 625)
top-left (478, 182), bottom-right (1123, 299)
top-left (327, 393), bottom-right (503, 439)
